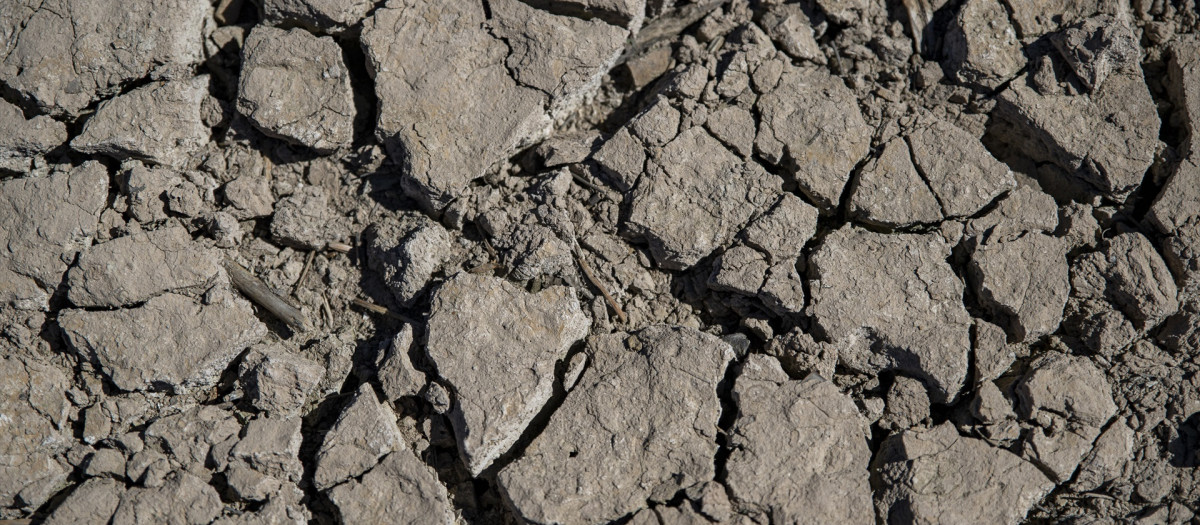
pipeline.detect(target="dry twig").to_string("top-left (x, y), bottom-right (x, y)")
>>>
top-left (224, 258), bottom-right (312, 332)
top-left (574, 250), bottom-right (628, 324)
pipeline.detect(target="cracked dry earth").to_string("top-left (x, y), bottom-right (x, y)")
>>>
top-left (3, 0), bottom-right (1200, 524)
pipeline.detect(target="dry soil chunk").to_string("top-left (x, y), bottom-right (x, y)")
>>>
top-left (726, 355), bottom-right (873, 524)
top-left (362, 0), bottom-right (542, 211)
top-left (271, 186), bottom-right (335, 250)
top-left (0, 356), bottom-right (72, 514)
top-left (327, 450), bottom-right (454, 525)
top-left (0, 162), bottom-right (108, 310)
top-left (44, 477), bottom-right (123, 525)
top-left (1050, 15), bottom-right (1140, 93)
top-left (849, 137), bottom-right (943, 227)
top-left (261, 0), bottom-right (373, 33)
top-left (968, 233), bottom-right (1070, 342)
top-left (704, 105), bottom-right (756, 157)
top-left (490, 0), bottom-right (628, 116)
top-left (964, 185), bottom-right (1059, 244)
top-left (499, 326), bottom-right (733, 524)
top-left (944, 0), bottom-right (1024, 88)
top-left (67, 226), bottom-right (221, 308)
top-left (1001, 0), bottom-right (1103, 38)
top-left (874, 424), bottom-right (1054, 524)
top-left (708, 246), bottom-right (770, 296)
top-left (995, 20), bottom-right (1158, 200)
top-left (59, 290), bottom-right (266, 392)
top-left (240, 346), bottom-right (325, 416)
top-left (362, 0), bottom-right (626, 211)
top-left (378, 325), bottom-right (426, 400)
top-left (222, 175), bottom-right (275, 220)
top-left (759, 3), bottom-right (822, 62)
top-left (755, 65), bottom-right (871, 211)
top-left (626, 127), bottom-right (781, 270)
top-left (426, 273), bottom-right (590, 475)
top-left (808, 227), bottom-right (971, 402)
top-left (1148, 157), bottom-right (1200, 234)
top-left (143, 405), bottom-right (240, 471)
top-left (740, 193), bottom-right (819, 262)
top-left (312, 384), bottom-right (404, 490)
top-left (1168, 36), bottom-right (1200, 152)
top-left (367, 216), bottom-right (452, 306)
top-left (229, 416), bottom-right (304, 481)
top-left (593, 127), bottom-right (647, 192)
top-left (1095, 233), bottom-right (1179, 328)
top-left (1016, 352), bottom-right (1117, 481)
top-left (0, 0), bottom-right (207, 116)
top-left (907, 118), bottom-right (1016, 218)
top-left (881, 375), bottom-right (932, 431)
top-left (238, 27), bottom-right (354, 153)
top-left (111, 470), bottom-right (222, 525)
top-left (0, 98), bottom-right (66, 171)
top-left (71, 76), bottom-right (211, 169)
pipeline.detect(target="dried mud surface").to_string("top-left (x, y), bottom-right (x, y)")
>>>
top-left (1, 0), bottom-right (1200, 523)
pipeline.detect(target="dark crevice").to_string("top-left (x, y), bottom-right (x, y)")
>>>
top-left (335, 34), bottom-right (379, 147)
top-left (712, 354), bottom-right (742, 508)
top-left (512, 0), bottom-right (633, 27)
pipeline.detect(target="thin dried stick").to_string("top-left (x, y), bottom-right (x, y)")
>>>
top-left (224, 259), bottom-right (312, 332)
top-left (321, 292), bottom-right (334, 327)
top-left (574, 250), bottom-right (628, 324)
top-left (293, 249), bottom-right (316, 294)
top-left (351, 298), bottom-right (417, 325)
